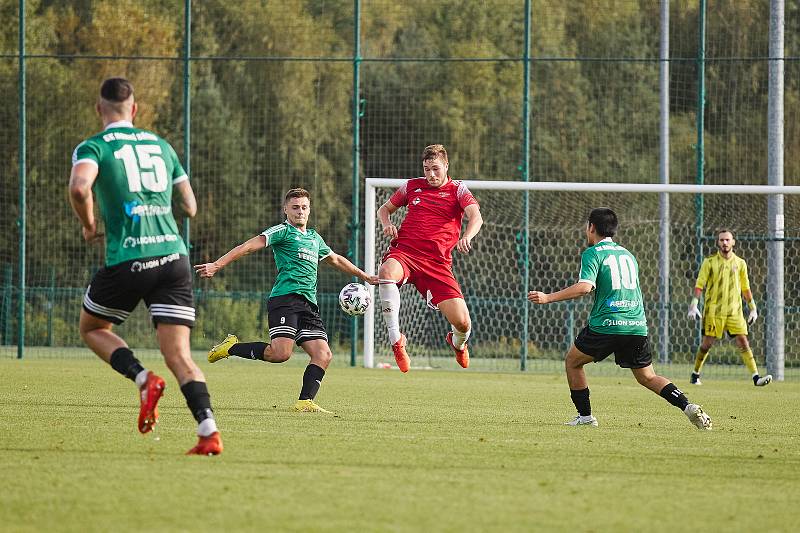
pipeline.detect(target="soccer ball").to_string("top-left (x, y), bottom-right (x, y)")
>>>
top-left (338, 283), bottom-right (371, 316)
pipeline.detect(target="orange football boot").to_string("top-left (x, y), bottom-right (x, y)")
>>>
top-left (446, 332), bottom-right (469, 369)
top-left (392, 334), bottom-right (410, 373)
top-left (186, 432), bottom-right (223, 456)
top-left (138, 371), bottom-right (165, 434)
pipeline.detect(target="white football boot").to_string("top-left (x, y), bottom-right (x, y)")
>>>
top-left (565, 414), bottom-right (598, 427)
top-left (684, 403), bottom-right (712, 430)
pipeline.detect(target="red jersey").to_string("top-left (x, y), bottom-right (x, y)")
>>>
top-left (388, 177), bottom-right (478, 264)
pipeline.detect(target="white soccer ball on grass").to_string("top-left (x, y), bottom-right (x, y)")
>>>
top-left (338, 283), bottom-right (371, 316)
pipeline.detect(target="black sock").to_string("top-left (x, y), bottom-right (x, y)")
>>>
top-left (299, 364), bottom-right (326, 400)
top-left (109, 347), bottom-right (145, 382)
top-left (180, 381), bottom-right (215, 423)
top-left (752, 375), bottom-right (760, 385)
top-left (229, 342), bottom-right (269, 360)
top-left (570, 388), bottom-right (591, 417)
top-left (659, 383), bottom-right (689, 410)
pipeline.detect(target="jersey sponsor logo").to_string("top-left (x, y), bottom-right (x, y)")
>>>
top-left (102, 131), bottom-right (158, 143)
top-left (438, 191), bottom-right (450, 198)
top-left (130, 252), bottom-right (181, 272)
top-left (298, 247), bottom-right (317, 262)
top-left (122, 234), bottom-right (179, 248)
top-left (124, 200), bottom-right (171, 223)
top-left (605, 298), bottom-right (640, 311)
top-left (602, 319), bottom-right (647, 327)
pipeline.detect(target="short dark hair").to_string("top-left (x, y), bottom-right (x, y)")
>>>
top-left (284, 187), bottom-right (310, 204)
top-left (588, 207), bottom-right (618, 237)
top-left (717, 228), bottom-right (734, 238)
top-left (422, 144), bottom-right (448, 164)
top-left (100, 78), bottom-right (134, 102)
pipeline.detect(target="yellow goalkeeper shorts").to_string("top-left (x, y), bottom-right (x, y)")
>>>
top-left (703, 314), bottom-right (748, 338)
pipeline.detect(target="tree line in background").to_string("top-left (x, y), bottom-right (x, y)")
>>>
top-left (0, 0), bottom-right (798, 348)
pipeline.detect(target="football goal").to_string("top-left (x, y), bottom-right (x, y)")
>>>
top-left (363, 179), bottom-right (800, 379)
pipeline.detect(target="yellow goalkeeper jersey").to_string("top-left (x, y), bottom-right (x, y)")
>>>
top-left (695, 252), bottom-right (751, 318)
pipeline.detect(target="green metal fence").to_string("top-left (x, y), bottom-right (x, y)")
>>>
top-left (1, 0), bottom-right (798, 373)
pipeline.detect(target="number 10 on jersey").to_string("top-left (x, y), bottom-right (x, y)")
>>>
top-left (603, 254), bottom-right (638, 290)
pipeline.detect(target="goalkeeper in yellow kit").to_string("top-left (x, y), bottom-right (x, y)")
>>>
top-left (687, 230), bottom-right (772, 386)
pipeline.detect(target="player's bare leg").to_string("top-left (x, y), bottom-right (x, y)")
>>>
top-left (262, 337), bottom-right (293, 363)
top-left (378, 258), bottom-right (409, 372)
top-left (79, 309), bottom-right (164, 433)
top-left (157, 324), bottom-right (222, 455)
top-left (79, 309), bottom-right (126, 363)
top-left (564, 345), bottom-right (597, 426)
top-left (438, 297), bottom-right (471, 368)
top-left (294, 339), bottom-right (334, 413)
top-left (632, 364), bottom-right (711, 430)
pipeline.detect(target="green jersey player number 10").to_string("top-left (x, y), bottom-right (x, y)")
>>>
top-left (603, 254), bottom-right (638, 290)
top-left (114, 143), bottom-right (168, 192)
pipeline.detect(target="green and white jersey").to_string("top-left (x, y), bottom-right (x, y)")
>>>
top-left (261, 222), bottom-right (333, 305)
top-left (72, 120), bottom-right (188, 266)
top-left (578, 237), bottom-right (648, 335)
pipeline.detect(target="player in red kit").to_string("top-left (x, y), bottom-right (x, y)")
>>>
top-left (377, 144), bottom-right (483, 372)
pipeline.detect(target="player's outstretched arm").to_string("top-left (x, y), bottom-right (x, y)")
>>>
top-left (68, 162), bottom-right (103, 243)
top-left (322, 253), bottom-right (380, 285)
top-left (194, 235), bottom-right (266, 278)
top-left (528, 282), bottom-right (593, 304)
top-left (457, 204), bottom-right (483, 254)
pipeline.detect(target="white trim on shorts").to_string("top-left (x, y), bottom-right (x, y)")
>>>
top-left (83, 287), bottom-right (131, 322)
top-left (148, 303), bottom-right (195, 322)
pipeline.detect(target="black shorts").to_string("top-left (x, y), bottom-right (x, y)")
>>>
top-left (574, 327), bottom-right (652, 369)
top-left (267, 293), bottom-right (328, 346)
top-left (82, 254), bottom-right (194, 327)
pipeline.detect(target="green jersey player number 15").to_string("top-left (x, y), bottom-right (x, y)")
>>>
top-left (72, 125), bottom-right (189, 266)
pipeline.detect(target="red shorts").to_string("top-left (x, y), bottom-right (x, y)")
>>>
top-left (381, 248), bottom-right (463, 308)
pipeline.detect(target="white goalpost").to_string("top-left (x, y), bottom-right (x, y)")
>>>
top-left (363, 179), bottom-right (800, 379)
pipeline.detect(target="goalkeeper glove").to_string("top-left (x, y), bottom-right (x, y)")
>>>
top-left (688, 298), bottom-right (701, 320)
top-left (747, 300), bottom-right (758, 324)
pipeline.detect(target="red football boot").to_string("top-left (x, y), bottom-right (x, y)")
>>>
top-left (446, 332), bottom-right (469, 369)
top-left (138, 371), bottom-right (165, 434)
top-left (186, 432), bottom-right (223, 456)
top-left (392, 334), bottom-right (410, 373)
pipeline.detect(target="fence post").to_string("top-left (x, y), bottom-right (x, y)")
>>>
top-left (767, 0), bottom-right (785, 380)
top-left (693, 0), bottom-right (706, 351)
top-left (349, 0), bottom-right (362, 367)
top-left (182, 0), bottom-right (192, 251)
top-left (2, 265), bottom-right (11, 345)
top-left (520, 0), bottom-right (531, 372)
top-left (47, 266), bottom-right (54, 346)
top-left (17, 0), bottom-right (26, 359)
top-left (658, 0), bottom-right (670, 363)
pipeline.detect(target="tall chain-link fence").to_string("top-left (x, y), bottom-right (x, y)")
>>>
top-left (1, 1), bottom-right (798, 375)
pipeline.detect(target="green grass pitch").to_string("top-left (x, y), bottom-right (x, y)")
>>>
top-left (1, 355), bottom-right (798, 532)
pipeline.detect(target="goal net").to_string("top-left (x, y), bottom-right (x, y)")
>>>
top-left (364, 179), bottom-right (800, 379)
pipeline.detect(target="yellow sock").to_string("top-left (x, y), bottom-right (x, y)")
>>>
top-left (740, 348), bottom-right (759, 376)
top-left (693, 349), bottom-right (709, 374)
